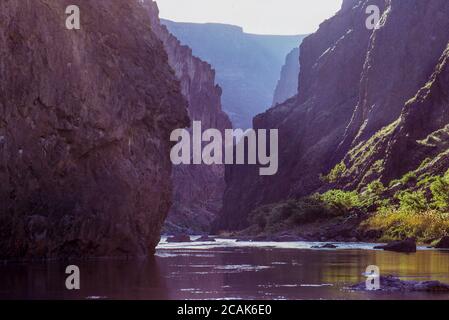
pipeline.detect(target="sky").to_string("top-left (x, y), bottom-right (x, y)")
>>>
top-left (155, 0), bottom-right (343, 35)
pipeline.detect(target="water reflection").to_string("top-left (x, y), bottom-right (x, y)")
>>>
top-left (0, 257), bottom-right (169, 300)
top-left (1, 242), bottom-right (449, 300)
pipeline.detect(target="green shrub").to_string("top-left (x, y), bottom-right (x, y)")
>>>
top-left (389, 179), bottom-right (402, 188)
top-left (319, 189), bottom-right (361, 215)
top-left (430, 172), bottom-right (449, 211)
top-left (363, 169), bottom-right (449, 242)
top-left (363, 209), bottom-right (449, 242)
top-left (396, 190), bottom-right (428, 212)
top-left (417, 173), bottom-right (439, 188)
top-left (360, 180), bottom-right (386, 207)
top-left (389, 172), bottom-right (418, 188)
top-left (324, 162), bottom-right (347, 183)
top-left (401, 172), bottom-right (418, 185)
top-left (367, 180), bottom-right (385, 195)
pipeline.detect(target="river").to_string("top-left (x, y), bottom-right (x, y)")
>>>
top-left (1, 237), bottom-right (449, 300)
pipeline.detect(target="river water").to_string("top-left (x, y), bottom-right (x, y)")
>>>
top-left (1, 237), bottom-right (449, 300)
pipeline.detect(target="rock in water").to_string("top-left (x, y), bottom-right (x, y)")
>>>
top-left (0, 0), bottom-right (189, 259)
top-left (374, 239), bottom-right (417, 253)
top-left (351, 275), bottom-right (449, 293)
top-left (433, 236), bottom-right (449, 249)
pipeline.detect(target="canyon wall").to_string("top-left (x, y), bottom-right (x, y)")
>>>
top-left (333, 0), bottom-right (449, 189)
top-left (144, 1), bottom-right (232, 233)
top-left (217, 0), bottom-right (449, 230)
top-left (336, 42), bottom-right (449, 191)
top-left (0, 0), bottom-right (189, 259)
top-left (272, 47), bottom-right (300, 106)
top-left (162, 20), bottom-right (306, 129)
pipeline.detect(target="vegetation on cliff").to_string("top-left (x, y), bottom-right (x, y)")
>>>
top-left (245, 168), bottom-right (449, 243)
top-left (363, 169), bottom-right (449, 242)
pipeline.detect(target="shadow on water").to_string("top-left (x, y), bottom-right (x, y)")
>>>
top-left (2, 243), bottom-right (449, 300)
top-left (0, 257), bottom-right (168, 300)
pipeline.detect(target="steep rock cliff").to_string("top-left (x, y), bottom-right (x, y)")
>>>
top-left (323, 1), bottom-right (449, 190)
top-left (0, 0), bottom-right (189, 259)
top-left (217, 0), bottom-right (449, 231)
top-left (143, 1), bottom-right (232, 233)
top-left (272, 47), bottom-right (300, 106)
top-left (217, 0), bottom-right (382, 230)
top-left (339, 0), bottom-right (449, 153)
top-left (337, 42), bottom-right (449, 189)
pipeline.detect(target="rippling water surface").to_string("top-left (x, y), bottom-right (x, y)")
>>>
top-left (2, 237), bottom-right (449, 300)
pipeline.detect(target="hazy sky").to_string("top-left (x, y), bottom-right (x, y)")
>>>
top-left (155, 0), bottom-right (343, 35)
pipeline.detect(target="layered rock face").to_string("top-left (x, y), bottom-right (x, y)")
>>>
top-left (326, 0), bottom-right (449, 189)
top-left (217, 0), bottom-right (449, 230)
top-left (217, 0), bottom-right (381, 230)
top-left (0, 0), bottom-right (189, 259)
top-left (143, 1), bottom-right (232, 233)
top-left (272, 47), bottom-right (300, 106)
top-left (338, 42), bottom-right (449, 190)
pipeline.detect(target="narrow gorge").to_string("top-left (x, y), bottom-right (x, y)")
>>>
top-left (162, 20), bottom-right (306, 129)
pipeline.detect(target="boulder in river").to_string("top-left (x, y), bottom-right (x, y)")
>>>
top-left (433, 236), bottom-right (449, 249)
top-left (374, 238), bottom-right (416, 253)
top-left (351, 275), bottom-right (449, 293)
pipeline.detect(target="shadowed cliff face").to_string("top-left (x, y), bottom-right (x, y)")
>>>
top-left (338, 43), bottom-right (449, 190)
top-left (383, 44), bottom-right (449, 180)
top-left (272, 47), bottom-right (300, 106)
top-left (216, 0), bottom-right (381, 231)
top-left (326, 1), bottom-right (449, 190)
top-left (216, 0), bottom-right (449, 231)
top-left (340, 0), bottom-right (449, 152)
top-left (0, 0), bottom-right (189, 259)
top-left (144, 1), bottom-right (232, 234)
